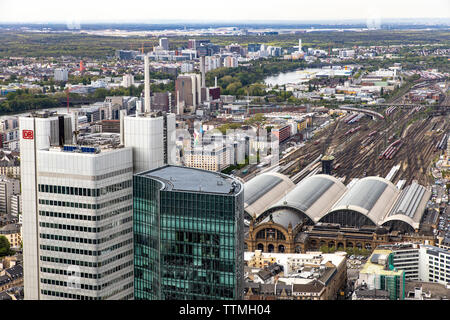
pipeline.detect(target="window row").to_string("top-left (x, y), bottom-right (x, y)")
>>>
top-left (40, 238), bottom-right (132, 257)
top-left (39, 227), bottom-right (133, 245)
top-left (41, 290), bottom-right (99, 300)
top-left (38, 194), bottom-right (132, 210)
top-left (38, 180), bottom-right (132, 197)
top-left (40, 249), bottom-right (133, 268)
top-left (94, 167), bottom-right (133, 181)
top-left (39, 205), bottom-right (132, 222)
top-left (39, 216), bottom-right (132, 233)
top-left (40, 260), bottom-right (133, 280)
top-left (41, 271), bottom-right (133, 292)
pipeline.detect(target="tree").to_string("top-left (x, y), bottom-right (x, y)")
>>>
top-left (0, 236), bottom-right (12, 257)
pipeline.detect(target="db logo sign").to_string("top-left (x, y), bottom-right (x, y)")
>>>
top-left (22, 130), bottom-right (34, 140)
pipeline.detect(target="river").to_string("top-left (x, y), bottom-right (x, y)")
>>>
top-left (264, 70), bottom-right (305, 87)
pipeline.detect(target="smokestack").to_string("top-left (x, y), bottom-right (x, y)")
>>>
top-left (200, 56), bottom-right (206, 88)
top-left (177, 91), bottom-right (180, 115)
top-left (144, 55), bottom-right (151, 113)
top-left (214, 76), bottom-right (217, 88)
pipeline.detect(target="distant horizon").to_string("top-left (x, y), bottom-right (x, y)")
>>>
top-left (0, 0), bottom-right (449, 24)
top-left (0, 17), bottom-right (449, 25)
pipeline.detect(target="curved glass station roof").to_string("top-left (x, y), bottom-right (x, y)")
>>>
top-left (260, 208), bottom-right (304, 230)
top-left (244, 172), bottom-right (295, 219)
top-left (327, 177), bottom-right (400, 226)
top-left (248, 171), bottom-right (430, 232)
top-left (267, 174), bottom-right (347, 222)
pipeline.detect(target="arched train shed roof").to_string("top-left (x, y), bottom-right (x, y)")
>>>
top-left (266, 174), bottom-right (347, 223)
top-left (328, 176), bottom-right (400, 226)
top-left (382, 182), bottom-right (431, 230)
top-left (244, 172), bottom-right (295, 219)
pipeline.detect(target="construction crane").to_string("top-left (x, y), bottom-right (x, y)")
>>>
top-left (65, 86), bottom-right (79, 114)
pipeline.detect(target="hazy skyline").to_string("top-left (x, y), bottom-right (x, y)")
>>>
top-left (0, 0), bottom-right (449, 24)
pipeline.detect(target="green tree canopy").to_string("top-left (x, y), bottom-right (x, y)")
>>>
top-left (0, 236), bottom-right (11, 257)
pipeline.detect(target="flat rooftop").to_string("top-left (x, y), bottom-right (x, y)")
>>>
top-left (139, 165), bottom-right (241, 195)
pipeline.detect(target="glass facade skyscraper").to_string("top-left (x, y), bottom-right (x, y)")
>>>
top-left (133, 165), bottom-right (244, 300)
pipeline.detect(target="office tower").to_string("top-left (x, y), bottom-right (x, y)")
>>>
top-left (152, 92), bottom-right (171, 112)
top-left (133, 165), bottom-right (244, 300)
top-left (159, 38), bottom-right (169, 51)
top-left (298, 39), bottom-right (302, 52)
top-left (188, 39), bottom-right (196, 50)
top-left (175, 74), bottom-right (202, 111)
top-left (123, 112), bottom-right (176, 173)
top-left (54, 68), bottom-right (69, 82)
top-left (11, 194), bottom-right (21, 216)
top-left (20, 112), bottom-right (134, 300)
top-left (0, 176), bottom-right (20, 215)
top-left (247, 43), bottom-right (261, 53)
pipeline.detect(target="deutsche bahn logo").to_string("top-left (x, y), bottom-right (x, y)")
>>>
top-left (22, 130), bottom-right (34, 140)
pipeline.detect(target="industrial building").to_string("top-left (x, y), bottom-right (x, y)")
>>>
top-left (133, 165), bottom-right (244, 300)
top-left (245, 173), bottom-right (433, 254)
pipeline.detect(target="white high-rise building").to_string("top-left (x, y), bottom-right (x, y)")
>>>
top-left (121, 74), bottom-right (134, 88)
top-left (181, 62), bottom-right (194, 74)
top-left (20, 112), bottom-right (134, 300)
top-left (381, 243), bottom-right (450, 285)
top-left (159, 37), bottom-right (169, 51)
top-left (11, 194), bottom-right (21, 217)
top-left (123, 112), bottom-right (176, 173)
top-left (0, 176), bottom-right (20, 215)
top-left (298, 39), bottom-right (302, 52)
top-left (54, 68), bottom-right (69, 82)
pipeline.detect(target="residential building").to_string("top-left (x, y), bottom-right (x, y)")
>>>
top-left (0, 223), bottom-right (21, 248)
top-left (271, 125), bottom-right (291, 143)
top-left (243, 250), bottom-right (347, 300)
top-left (184, 143), bottom-right (232, 172)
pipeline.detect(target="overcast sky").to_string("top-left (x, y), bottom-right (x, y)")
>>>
top-left (0, 0), bottom-right (449, 23)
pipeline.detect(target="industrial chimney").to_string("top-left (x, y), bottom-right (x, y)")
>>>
top-left (200, 56), bottom-right (206, 88)
top-left (144, 55), bottom-right (151, 113)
